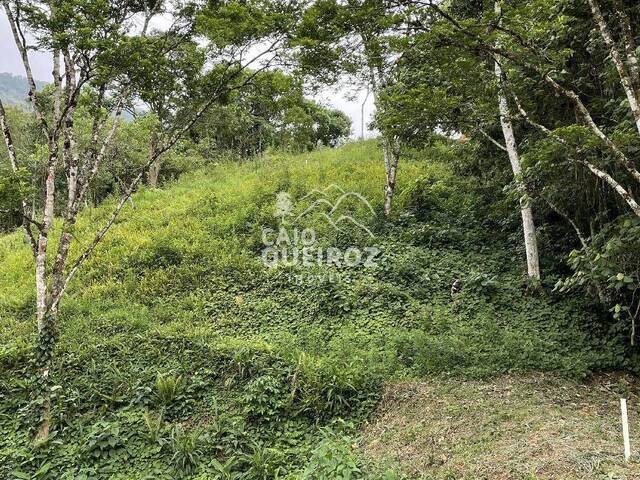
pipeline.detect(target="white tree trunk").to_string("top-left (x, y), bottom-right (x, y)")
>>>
top-left (367, 60), bottom-right (401, 217)
top-left (613, 1), bottom-right (640, 92)
top-left (382, 137), bottom-right (399, 217)
top-left (494, 2), bottom-right (540, 280)
top-left (500, 99), bottom-right (540, 280)
top-left (496, 85), bottom-right (541, 279)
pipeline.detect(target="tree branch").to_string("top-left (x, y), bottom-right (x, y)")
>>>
top-left (509, 88), bottom-right (640, 217)
top-left (476, 127), bottom-right (507, 152)
top-left (0, 97), bottom-right (37, 254)
top-left (2, 0), bottom-right (50, 139)
top-left (588, 0), bottom-right (640, 136)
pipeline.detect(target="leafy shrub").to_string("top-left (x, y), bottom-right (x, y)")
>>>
top-left (239, 441), bottom-right (286, 479)
top-left (83, 421), bottom-right (125, 460)
top-left (242, 374), bottom-right (290, 420)
top-left (143, 410), bottom-right (164, 444)
top-left (155, 373), bottom-right (183, 407)
top-left (463, 271), bottom-right (501, 297)
top-left (169, 426), bottom-right (205, 475)
top-left (301, 430), bottom-right (361, 480)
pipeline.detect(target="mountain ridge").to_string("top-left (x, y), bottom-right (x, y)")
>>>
top-left (0, 72), bottom-right (48, 106)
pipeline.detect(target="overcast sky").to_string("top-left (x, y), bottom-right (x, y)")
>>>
top-left (0, 11), bottom-right (376, 138)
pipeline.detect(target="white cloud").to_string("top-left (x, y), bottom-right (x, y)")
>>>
top-left (312, 85), bottom-right (377, 139)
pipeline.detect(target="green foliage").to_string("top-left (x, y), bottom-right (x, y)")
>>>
top-left (464, 271), bottom-right (501, 297)
top-left (169, 426), bottom-right (204, 475)
top-left (302, 429), bottom-right (361, 479)
top-left (208, 457), bottom-right (241, 480)
top-left (242, 374), bottom-right (290, 420)
top-left (0, 141), bottom-right (624, 478)
top-left (191, 70), bottom-right (352, 158)
top-left (155, 373), bottom-right (184, 407)
top-left (83, 421), bottom-right (125, 460)
top-left (371, 0), bottom-right (640, 349)
top-left (0, 167), bottom-right (34, 230)
top-left (143, 410), bottom-right (164, 445)
top-left (556, 216), bottom-right (640, 349)
top-left (2, 0), bottom-right (639, 476)
top-left (240, 441), bottom-right (285, 479)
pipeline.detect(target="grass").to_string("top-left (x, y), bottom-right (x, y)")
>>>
top-left (361, 375), bottom-right (640, 479)
top-left (0, 140), bottom-right (633, 478)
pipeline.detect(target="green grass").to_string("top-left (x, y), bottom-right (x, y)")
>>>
top-left (0, 140), bottom-right (626, 478)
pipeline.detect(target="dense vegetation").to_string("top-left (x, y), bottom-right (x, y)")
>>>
top-left (2, 0), bottom-right (640, 477)
top-left (0, 140), bottom-right (627, 478)
top-left (0, 72), bottom-right (351, 234)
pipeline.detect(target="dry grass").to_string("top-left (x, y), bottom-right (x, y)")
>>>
top-left (360, 374), bottom-right (640, 479)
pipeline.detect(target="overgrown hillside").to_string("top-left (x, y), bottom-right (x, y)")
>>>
top-left (0, 141), bottom-right (628, 478)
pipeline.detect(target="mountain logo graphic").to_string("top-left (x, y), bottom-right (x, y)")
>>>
top-left (290, 184), bottom-right (376, 238)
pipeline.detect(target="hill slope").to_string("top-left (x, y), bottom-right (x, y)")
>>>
top-left (0, 141), bottom-right (627, 478)
top-left (0, 72), bottom-right (47, 106)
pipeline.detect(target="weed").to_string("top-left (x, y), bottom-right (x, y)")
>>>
top-left (155, 373), bottom-right (183, 407)
top-left (169, 426), bottom-right (204, 475)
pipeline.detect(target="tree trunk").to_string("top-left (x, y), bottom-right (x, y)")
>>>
top-left (589, 0), bottom-right (640, 136)
top-left (382, 136), bottom-right (399, 217)
top-left (361, 87), bottom-right (370, 140)
top-left (496, 84), bottom-right (541, 279)
top-left (613, 0), bottom-right (640, 94)
top-left (148, 160), bottom-right (161, 188)
top-left (34, 251), bottom-right (56, 442)
top-left (494, 2), bottom-right (541, 280)
top-left (367, 60), bottom-right (401, 218)
top-left (34, 309), bottom-right (56, 442)
top-left (495, 84), bottom-right (541, 278)
top-left (147, 130), bottom-right (160, 188)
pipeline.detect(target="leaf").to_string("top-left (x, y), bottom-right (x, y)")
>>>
top-left (10, 472), bottom-right (31, 480)
top-left (34, 462), bottom-right (52, 475)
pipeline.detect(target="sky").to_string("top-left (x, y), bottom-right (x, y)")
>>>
top-left (0, 11), bottom-right (377, 138)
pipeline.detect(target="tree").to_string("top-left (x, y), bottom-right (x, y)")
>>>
top-left (418, 0), bottom-right (640, 217)
top-left (190, 70), bottom-right (351, 157)
top-left (0, 0), bottom-right (295, 440)
top-left (292, 0), bottom-right (403, 215)
top-left (374, 1), bottom-right (542, 278)
top-left (315, 107), bottom-right (352, 147)
top-left (385, 0), bottom-right (640, 331)
top-left (493, 1), bottom-right (540, 279)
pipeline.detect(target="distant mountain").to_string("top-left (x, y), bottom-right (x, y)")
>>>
top-left (0, 72), bottom-right (48, 107)
top-left (0, 72), bottom-right (135, 119)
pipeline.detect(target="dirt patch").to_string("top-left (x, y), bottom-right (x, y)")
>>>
top-left (360, 374), bottom-right (640, 479)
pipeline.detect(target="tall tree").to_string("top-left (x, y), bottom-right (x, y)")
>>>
top-left (493, 1), bottom-right (540, 279)
top-left (292, 0), bottom-right (403, 215)
top-left (0, 0), bottom-right (294, 440)
top-left (374, 2), bottom-right (543, 278)
top-left (419, 0), bottom-right (640, 217)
